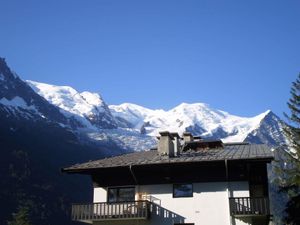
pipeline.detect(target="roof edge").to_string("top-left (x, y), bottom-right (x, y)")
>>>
top-left (61, 156), bottom-right (274, 174)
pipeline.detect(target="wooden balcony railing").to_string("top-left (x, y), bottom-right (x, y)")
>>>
top-left (229, 197), bottom-right (270, 216)
top-left (71, 200), bottom-right (150, 222)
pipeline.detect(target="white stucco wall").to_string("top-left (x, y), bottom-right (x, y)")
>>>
top-left (93, 181), bottom-right (250, 225)
top-left (139, 182), bottom-right (231, 225)
top-left (94, 187), bottom-right (107, 203)
top-left (228, 182), bottom-right (250, 198)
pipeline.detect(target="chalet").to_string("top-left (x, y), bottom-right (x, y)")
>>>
top-left (62, 131), bottom-right (274, 225)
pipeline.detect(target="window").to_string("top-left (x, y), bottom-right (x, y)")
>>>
top-left (173, 184), bottom-right (193, 198)
top-left (107, 187), bottom-right (135, 203)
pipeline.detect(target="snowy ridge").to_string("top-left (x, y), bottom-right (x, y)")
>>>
top-left (27, 80), bottom-right (117, 129)
top-left (110, 102), bottom-right (271, 142)
top-left (27, 80), bottom-right (106, 118)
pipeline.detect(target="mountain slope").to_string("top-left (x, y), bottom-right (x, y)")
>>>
top-left (0, 58), bottom-right (68, 124)
top-left (245, 110), bottom-right (286, 145)
top-left (0, 58), bottom-right (119, 225)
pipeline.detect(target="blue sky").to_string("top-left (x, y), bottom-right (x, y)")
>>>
top-left (1, 0), bottom-right (299, 118)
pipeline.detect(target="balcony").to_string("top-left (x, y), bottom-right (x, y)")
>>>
top-left (229, 197), bottom-right (270, 217)
top-left (71, 201), bottom-right (150, 223)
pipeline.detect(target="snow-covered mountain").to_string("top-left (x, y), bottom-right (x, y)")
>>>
top-left (110, 103), bottom-right (275, 142)
top-left (26, 80), bottom-right (286, 150)
top-left (24, 81), bottom-right (156, 151)
top-left (27, 80), bottom-right (117, 129)
top-left (0, 57), bottom-right (124, 154)
top-left (111, 102), bottom-right (286, 146)
top-left (0, 57), bottom-right (285, 151)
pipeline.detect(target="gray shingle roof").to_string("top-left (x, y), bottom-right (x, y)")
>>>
top-left (63, 143), bottom-right (274, 172)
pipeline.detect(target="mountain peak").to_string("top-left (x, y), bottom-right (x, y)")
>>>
top-left (254, 109), bottom-right (274, 123)
top-left (0, 57), bottom-right (6, 64)
top-left (175, 102), bottom-right (209, 108)
top-left (263, 109), bottom-right (272, 115)
top-left (80, 91), bottom-right (104, 105)
top-left (0, 57), bottom-right (19, 81)
top-left (0, 61), bottom-right (68, 124)
top-left (27, 80), bottom-right (117, 129)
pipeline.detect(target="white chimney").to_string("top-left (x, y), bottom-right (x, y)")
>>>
top-left (183, 132), bottom-right (194, 143)
top-left (171, 132), bottom-right (180, 156)
top-left (158, 131), bottom-right (174, 157)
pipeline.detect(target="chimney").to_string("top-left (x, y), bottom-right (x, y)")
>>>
top-left (183, 132), bottom-right (194, 142)
top-left (170, 132), bottom-right (180, 156)
top-left (158, 131), bottom-right (174, 157)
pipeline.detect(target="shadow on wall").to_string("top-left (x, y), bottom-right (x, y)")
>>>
top-left (231, 217), bottom-right (252, 225)
top-left (193, 182), bottom-right (227, 193)
top-left (92, 203), bottom-right (185, 225)
top-left (232, 216), bottom-right (270, 225)
top-left (150, 203), bottom-right (185, 224)
top-left (143, 182), bottom-right (228, 196)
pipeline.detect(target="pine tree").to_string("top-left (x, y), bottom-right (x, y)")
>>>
top-left (280, 73), bottom-right (300, 224)
top-left (7, 207), bottom-right (32, 225)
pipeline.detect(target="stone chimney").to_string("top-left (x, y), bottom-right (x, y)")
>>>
top-left (171, 132), bottom-right (180, 156)
top-left (183, 132), bottom-right (194, 142)
top-left (158, 131), bottom-right (174, 157)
